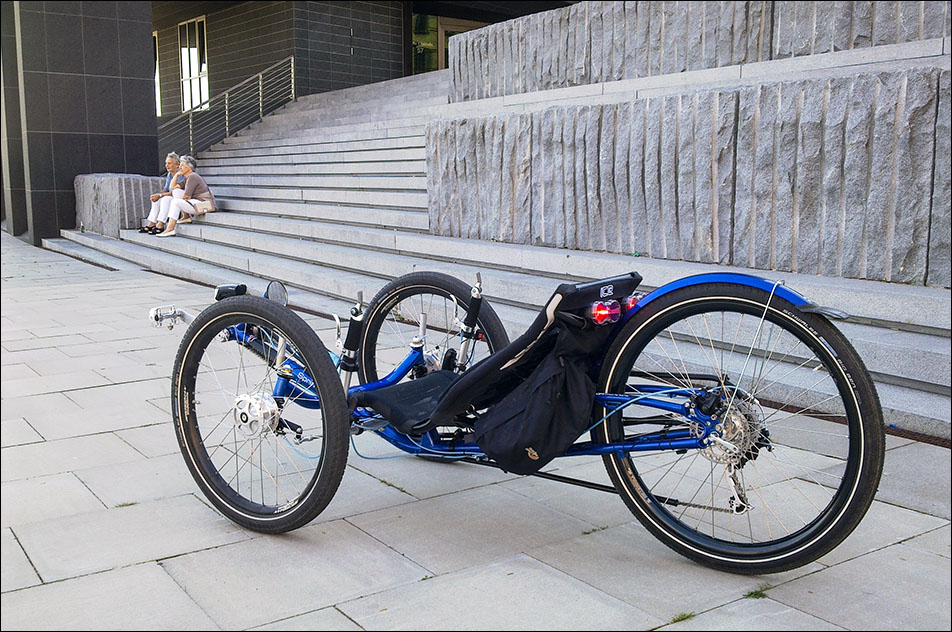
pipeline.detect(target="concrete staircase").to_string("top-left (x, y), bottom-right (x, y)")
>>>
top-left (52, 68), bottom-right (951, 440)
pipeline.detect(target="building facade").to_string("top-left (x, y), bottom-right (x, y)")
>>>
top-left (2, 0), bottom-right (570, 245)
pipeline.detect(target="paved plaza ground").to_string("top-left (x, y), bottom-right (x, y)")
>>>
top-left (1, 230), bottom-right (950, 630)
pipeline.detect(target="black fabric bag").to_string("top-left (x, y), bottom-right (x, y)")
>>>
top-left (473, 323), bottom-right (605, 475)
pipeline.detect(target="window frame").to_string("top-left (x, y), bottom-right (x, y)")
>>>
top-left (177, 16), bottom-right (209, 112)
top-left (153, 31), bottom-right (161, 116)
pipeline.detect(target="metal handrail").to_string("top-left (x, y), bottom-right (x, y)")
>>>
top-left (158, 56), bottom-right (295, 158)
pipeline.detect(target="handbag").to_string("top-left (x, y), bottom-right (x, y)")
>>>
top-left (190, 199), bottom-right (214, 214)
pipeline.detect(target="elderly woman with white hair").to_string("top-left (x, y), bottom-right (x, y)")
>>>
top-left (140, 152), bottom-right (185, 234)
top-left (157, 155), bottom-right (216, 237)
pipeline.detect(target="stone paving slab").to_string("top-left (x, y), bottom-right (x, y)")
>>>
top-left (875, 441), bottom-right (952, 520)
top-left (114, 422), bottom-right (180, 458)
top-left (1, 472), bottom-right (106, 529)
top-left (657, 597), bottom-right (847, 630)
top-left (768, 544), bottom-right (952, 630)
top-left (1, 391), bottom-right (85, 423)
top-left (0, 370), bottom-right (113, 399)
top-left (0, 563), bottom-right (218, 630)
top-left (901, 524), bottom-right (951, 559)
top-left (1, 528), bottom-right (41, 593)
top-left (337, 554), bottom-right (664, 630)
top-left (0, 418), bottom-right (43, 447)
top-left (14, 495), bottom-right (249, 582)
top-left (1, 364), bottom-right (40, 380)
top-left (312, 464), bottom-right (416, 523)
top-left (250, 607), bottom-right (363, 631)
top-left (161, 519), bottom-right (428, 630)
top-left (347, 485), bottom-right (596, 575)
top-left (816, 497), bottom-right (948, 566)
top-left (73, 453), bottom-right (200, 508)
top-left (345, 448), bottom-right (517, 500)
top-left (527, 523), bottom-right (822, 623)
top-left (0, 433), bottom-right (145, 482)
top-left (23, 403), bottom-right (169, 441)
top-left (499, 458), bottom-right (637, 528)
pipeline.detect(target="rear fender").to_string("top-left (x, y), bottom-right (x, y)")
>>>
top-left (602, 272), bottom-right (834, 357)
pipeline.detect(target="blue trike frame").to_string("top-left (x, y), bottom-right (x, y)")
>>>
top-left (223, 324), bottom-right (717, 462)
top-left (220, 271), bottom-right (819, 465)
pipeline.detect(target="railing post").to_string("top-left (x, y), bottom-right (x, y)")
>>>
top-left (290, 57), bottom-right (295, 101)
top-left (188, 111), bottom-right (194, 154)
top-left (225, 92), bottom-right (230, 137)
top-left (258, 74), bottom-right (264, 120)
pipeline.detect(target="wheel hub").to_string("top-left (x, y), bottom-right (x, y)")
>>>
top-left (701, 398), bottom-right (766, 466)
top-left (232, 393), bottom-right (281, 438)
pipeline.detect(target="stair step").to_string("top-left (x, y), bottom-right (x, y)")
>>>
top-left (210, 186), bottom-right (427, 209)
top-left (216, 125), bottom-right (425, 150)
top-left (238, 113), bottom-right (437, 139)
top-left (42, 237), bottom-right (146, 271)
top-left (203, 135), bottom-right (424, 159)
top-left (200, 146), bottom-right (425, 167)
top-left (201, 174), bottom-right (427, 190)
top-left (57, 230), bottom-right (354, 318)
top-left (213, 198), bottom-right (429, 231)
top-left (201, 160), bottom-right (424, 177)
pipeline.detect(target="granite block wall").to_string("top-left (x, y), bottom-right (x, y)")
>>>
top-left (75, 174), bottom-right (165, 238)
top-left (449, 1), bottom-right (951, 102)
top-left (427, 66), bottom-right (951, 286)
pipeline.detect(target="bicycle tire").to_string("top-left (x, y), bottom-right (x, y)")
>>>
top-left (358, 271), bottom-right (510, 384)
top-left (172, 296), bottom-right (349, 533)
top-left (595, 283), bottom-right (885, 574)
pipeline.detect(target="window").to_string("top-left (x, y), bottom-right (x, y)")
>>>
top-left (153, 32), bottom-right (161, 116)
top-left (178, 17), bottom-right (208, 111)
top-left (411, 15), bottom-right (486, 75)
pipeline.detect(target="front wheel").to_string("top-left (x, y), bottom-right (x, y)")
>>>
top-left (172, 296), bottom-right (349, 533)
top-left (596, 283), bottom-right (885, 574)
top-left (358, 271), bottom-right (510, 384)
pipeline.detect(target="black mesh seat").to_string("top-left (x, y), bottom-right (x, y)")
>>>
top-left (423, 272), bottom-right (643, 433)
top-left (350, 370), bottom-right (458, 435)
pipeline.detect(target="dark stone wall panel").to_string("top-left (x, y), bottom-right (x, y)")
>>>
top-left (6, 1), bottom-right (157, 244)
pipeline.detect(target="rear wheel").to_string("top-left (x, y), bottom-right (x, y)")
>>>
top-left (596, 284), bottom-right (884, 574)
top-left (172, 296), bottom-right (349, 533)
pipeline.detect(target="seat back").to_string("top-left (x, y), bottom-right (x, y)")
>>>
top-left (424, 272), bottom-right (642, 429)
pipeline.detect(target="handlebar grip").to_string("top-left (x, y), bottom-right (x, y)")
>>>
top-left (463, 295), bottom-right (482, 329)
top-left (343, 314), bottom-right (363, 352)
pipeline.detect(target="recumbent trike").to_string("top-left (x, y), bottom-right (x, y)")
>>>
top-left (151, 269), bottom-right (884, 575)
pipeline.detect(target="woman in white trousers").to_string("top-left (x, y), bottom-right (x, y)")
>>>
top-left (141, 153), bottom-right (185, 235)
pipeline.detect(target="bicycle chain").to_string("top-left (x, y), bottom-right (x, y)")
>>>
top-left (667, 500), bottom-right (735, 514)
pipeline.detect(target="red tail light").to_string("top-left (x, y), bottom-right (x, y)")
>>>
top-left (591, 300), bottom-right (621, 325)
top-left (624, 293), bottom-right (644, 311)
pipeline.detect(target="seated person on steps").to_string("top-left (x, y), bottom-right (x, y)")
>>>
top-left (140, 153), bottom-right (185, 235)
top-left (158, 155), bottom-right (216, 238)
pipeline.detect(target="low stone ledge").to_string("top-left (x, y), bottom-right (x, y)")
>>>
top-left (74, 174), bottom-right (165, 238)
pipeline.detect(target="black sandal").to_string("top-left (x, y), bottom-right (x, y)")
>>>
top-left (138, 225), bottom-right (152, 233)
top-left (149, 226), bottom-right (162, 235)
